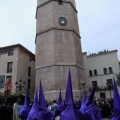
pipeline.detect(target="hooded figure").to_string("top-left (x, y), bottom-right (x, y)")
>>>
top-left (55, 89), bottom-right (65, 117)
top-left (19, 88), bottom-right (31, 120)
top-left (38, 80), bottom-right (55, 120)
top-left (80, 91), bottom-right (86, 114)
top-left (60, 69), bottom-right (85, 120)
top-left (111, 77), bottom-right (120, 120)
top-left (84, 84), bottom-right (102, 120)
top-left (39, 80), bottom-right (47, 109)
top-left (27, 87), bottom-right (42, 120)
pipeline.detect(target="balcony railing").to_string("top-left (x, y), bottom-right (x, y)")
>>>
top-left (89, 85), bottom-right (113, 92)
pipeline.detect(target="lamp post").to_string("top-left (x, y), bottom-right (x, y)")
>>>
top-left (106, 82), bottom-right (113, 98)
top-left (15, 79), bottom-right (26, 94)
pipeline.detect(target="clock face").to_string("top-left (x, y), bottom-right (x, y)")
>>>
top-left (59, 17), bottom-right (67, 26)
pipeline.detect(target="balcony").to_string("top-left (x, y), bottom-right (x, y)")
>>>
top-left (89, 85), bottom-right (113, 92)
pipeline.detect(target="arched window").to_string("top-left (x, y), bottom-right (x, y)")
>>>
top-left (94, 69), bottom-right (98, 76)
top-left (103, 68), bottom-right (107, 74)
top-left (109, 67), bottom-right (113, 73)
top-left (89, 70), bottom-right (93, 76)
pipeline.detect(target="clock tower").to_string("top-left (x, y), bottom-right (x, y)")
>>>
top-left (35, 0), bottom-right (85, 100)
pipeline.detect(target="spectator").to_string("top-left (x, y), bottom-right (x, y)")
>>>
top-left (51, 100), bottom-right (57, 113)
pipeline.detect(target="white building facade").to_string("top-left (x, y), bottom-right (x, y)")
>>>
top-left (83, 50), bottom-right (120, 99)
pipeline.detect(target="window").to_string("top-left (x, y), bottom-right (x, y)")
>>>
top-left (7, 62), bottom-right (13, 73)
top-left (103, 68), bottom-right (107, 74)
top-left (100, 93), bottom-right (106, 99)
top-left (6, 76), bottom-right (12, 83)
top-left (28, 67), bottom-right (31, 77)
top-left (28, 79), bottom-right (31, 89)
top-left (29, 56), bottom-right (32, 62)
top-left (0, 51), bottom-right (6, 55)
top-left (107, 79), bottom-right (113, 85)
top-left (107, 79), bottom-right (113, 89)
top-left (8, 49), bottom-right (14, 56)
top-left (109, 67), bottom-right (113, 74)
top-left (58, 0), bottom-right (63, 5)
top-left (89, 70), bottom-right (93, 76)
top-left (94, 69), bottom-right (98, 76)
top-left (92, 81), bottom-right (97, 87)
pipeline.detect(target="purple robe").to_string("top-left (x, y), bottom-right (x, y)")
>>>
top-left (19, 88), bottom-right (31, 120)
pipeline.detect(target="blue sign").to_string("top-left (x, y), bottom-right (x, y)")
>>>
top-left (0, 75), bottom-right (5, 88)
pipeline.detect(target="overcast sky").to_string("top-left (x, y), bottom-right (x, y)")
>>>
top-left (0, 0), bottom-right (120, 59)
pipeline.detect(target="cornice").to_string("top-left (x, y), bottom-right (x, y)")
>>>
top-left (35, 0), bottom-right (78, 19)
top-left (36, 64), bottom-right (84, 70)
top-left (35, 27), bottom-right (81, 43)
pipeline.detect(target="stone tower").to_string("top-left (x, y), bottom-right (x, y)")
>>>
top-left (35, 0), bottom-right (85, 100)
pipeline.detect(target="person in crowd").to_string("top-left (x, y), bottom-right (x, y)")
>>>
top-left (4, 79), bottom-right (12, 97)
top-left (51, 100), bottom-right (57, 113)
top-left (105, 98), bottom-right (113, 117)
top-left (47, 100), bottom-right (52, 110)
top-left (74, 99), bottom-right (81, 110)
top-left (94, 97), bottom-right (100, 107)
top-left (13, 101), bottom-right (23, 120)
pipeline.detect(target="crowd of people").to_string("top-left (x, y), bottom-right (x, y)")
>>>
top-left (94, 98), bottom-right (113, 118)
top-left (46, 97), bottom-right (113, 119)
top-left (18, 71), bottom-right (119, 120)
top-left (0, 97), bottom-right (114, 120)
top-left (0, 70), bottom-right (119, 120)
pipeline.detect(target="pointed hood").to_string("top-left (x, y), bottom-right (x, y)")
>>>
top-left (38, 80), bottom-right (55, 120)
top-left (39, 80), bottom-right (47, 109)
top-left (111, 111), bottom-right (120, 120)
top-left (64, 68), bottom-right (73, 107)
top-left (33, 87), bottom-right (39, 107)
top-left (18, 88), bottom-right (31, 119)
top-left (27, 87), bottom-right (43, 120)
top-left (80, 91), bottom-right (86, 113)
top-left (110, 77), bottom-right (120, 120)
top-left (84, 84), bottom-right (102, 120)
top-left (113, 77), bottom-right (120, 110)
top-left (24, 88), bottom-right (29, 105)
top-left (86, 84), bottom-right (96, 107)
top-left (60, 69), bottom-right (85, 120)
top-left (56, 89), bottom-right (65, 112)
top-left (58, 89), bottom-right (62, 104)
top-left (81, 91), bottom-right (86, 106)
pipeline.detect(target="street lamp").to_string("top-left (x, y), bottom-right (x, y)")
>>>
top-left (106, 82), bottom-right (113, 98)
top-left (15, 79), bottom-right (26, 93)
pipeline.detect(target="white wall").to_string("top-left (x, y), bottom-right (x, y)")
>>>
top-left (83, 50), bottom-right (120, 98)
